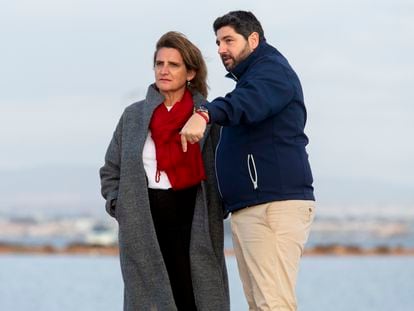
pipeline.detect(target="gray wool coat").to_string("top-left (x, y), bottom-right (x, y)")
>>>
top-left (99, 84), bottom-right (230, 311)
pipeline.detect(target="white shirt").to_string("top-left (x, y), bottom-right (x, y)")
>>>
top-left (142, 131), bottom-right (172, 189)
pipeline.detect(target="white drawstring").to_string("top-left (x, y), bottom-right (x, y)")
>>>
top-left (247, 154), bottom-right (258, 189)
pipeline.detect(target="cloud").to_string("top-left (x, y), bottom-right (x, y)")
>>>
top-left (0, 96), bottom-right (127, 169)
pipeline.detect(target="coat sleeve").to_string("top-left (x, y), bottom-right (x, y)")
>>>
top-left (207, 58), bottom-right (296, 126)
top-left (99, 114), bottom-right (123, 217)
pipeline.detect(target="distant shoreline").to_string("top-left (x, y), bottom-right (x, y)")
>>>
top-left (1, 243), bottom-right (414, 256)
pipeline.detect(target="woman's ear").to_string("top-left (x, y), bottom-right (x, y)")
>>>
top-left (187, 69), bottom-right (196, 82)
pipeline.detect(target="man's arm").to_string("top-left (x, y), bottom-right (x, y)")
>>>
top-left (207, 59), bottom-right (295, 126)
top-left (180, 59), bottom-right (295, 150)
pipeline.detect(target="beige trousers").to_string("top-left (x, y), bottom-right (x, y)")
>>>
top-left (231, 200), bottom-right (315, 311)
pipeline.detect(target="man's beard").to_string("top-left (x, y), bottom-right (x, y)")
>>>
top-left (221, 44), bottom-right (252, 71)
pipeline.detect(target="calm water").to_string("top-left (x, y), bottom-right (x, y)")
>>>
top-left (0, 255), bottom-right (413, 311)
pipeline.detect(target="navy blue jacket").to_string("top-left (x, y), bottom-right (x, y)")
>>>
top-left (207, 41), bottom-right (315, 213)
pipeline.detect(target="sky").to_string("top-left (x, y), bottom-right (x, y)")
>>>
top-left (1, 0), bottom-right (413, 216)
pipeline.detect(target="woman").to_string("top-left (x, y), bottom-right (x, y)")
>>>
top-left (99, 31), bottom-right (229, 311)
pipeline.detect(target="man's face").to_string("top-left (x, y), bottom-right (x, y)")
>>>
top-left (216, 26), bottom-right (254, 71)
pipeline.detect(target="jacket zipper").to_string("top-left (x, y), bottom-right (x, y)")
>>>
top-left (215, 126), bottom-right (224, 198)
top-left (247, 154), bottom-right (258, 189)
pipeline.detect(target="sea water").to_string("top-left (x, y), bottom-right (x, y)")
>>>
top-left (0, 255), bottom-right (413, 311)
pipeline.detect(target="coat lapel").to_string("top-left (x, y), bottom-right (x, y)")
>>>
top-left (143, 84), bottom-right (165, 130)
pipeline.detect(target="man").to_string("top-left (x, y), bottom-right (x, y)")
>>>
top-left (181, 11), bottom-right (315, 311)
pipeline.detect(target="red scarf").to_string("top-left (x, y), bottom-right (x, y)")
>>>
top-left (149, 90), bottom-right (206, 190)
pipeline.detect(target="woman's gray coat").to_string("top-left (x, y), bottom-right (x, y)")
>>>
top-left (99, 84), bottom-right (230, 311)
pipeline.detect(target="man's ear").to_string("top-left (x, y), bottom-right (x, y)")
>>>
top-left (248, 32), bottom-right (260, 50)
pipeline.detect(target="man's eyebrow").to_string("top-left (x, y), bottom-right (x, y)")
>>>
top-left (216, 35), bottom-right (233, 44)
top-left (221, 35), bottom-right (234, 40)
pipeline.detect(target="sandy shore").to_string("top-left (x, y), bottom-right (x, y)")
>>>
top-left (1, 243), bottom-right (414, 256)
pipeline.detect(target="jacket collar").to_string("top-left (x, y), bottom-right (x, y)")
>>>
top-left (225, 40), bottom-right (273, 81)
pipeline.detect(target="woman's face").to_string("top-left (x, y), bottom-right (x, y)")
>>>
top-left (154, 47), bottom-right (195, 95)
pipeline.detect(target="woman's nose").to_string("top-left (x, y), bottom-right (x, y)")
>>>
top-left (160, 65), bottom-right (169, 74)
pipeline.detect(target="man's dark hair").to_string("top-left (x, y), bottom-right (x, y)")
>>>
top-left (213, 11), bottom-right (265, 42)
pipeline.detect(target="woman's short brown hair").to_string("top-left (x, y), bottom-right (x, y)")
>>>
top-left (154, 31), bottom-right (208, 98)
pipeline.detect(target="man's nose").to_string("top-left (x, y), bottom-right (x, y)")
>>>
top-left (218, 43), bottom-right (227, 55)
